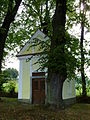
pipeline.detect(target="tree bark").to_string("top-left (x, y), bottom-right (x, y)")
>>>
top-left (80, 0), bottom-right (86, 97)
top-left (47, 0), bottom-right (67, 107)
top-left (80, 20), bottom-right (86, 97)
top-left (0, 0), bottom-right (22, 73)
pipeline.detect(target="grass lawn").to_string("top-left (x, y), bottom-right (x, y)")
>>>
top-left (0, 97), bottom-right (90, 120)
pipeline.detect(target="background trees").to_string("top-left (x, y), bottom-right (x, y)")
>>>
top-left (2, 68), bottom-right (18, 79)
top-left (66, 0), bottom-right (90, 96)
top-left (79, 0), bottom-right (90, 96)
top-left (0, 68), bottom-right (18, 95)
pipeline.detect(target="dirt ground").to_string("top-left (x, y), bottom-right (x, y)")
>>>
top-left (0, 97), bottom-right (90, 120)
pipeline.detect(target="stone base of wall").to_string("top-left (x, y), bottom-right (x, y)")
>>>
top-left (18, 99), bottom-right (31, 103)
top-left (18, 97), bottom-right (76, 107)
top-left (63, 97), bottom-right (76, 107)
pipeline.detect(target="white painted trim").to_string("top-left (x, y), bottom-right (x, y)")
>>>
top-left (30, 59), bottom-right (32, 103)
top-left (18, 42), bottom-right (30, 56)
top-left (17, 55), bottom-right (32, 60)
top-left (18, 60), bottom-right (23, 99)
top-left (17, 30), bottom-right (41, 55)
top-left (17, 29), bottom-right (49, 56)
top-left (32, 76), bottom-right (45, 79)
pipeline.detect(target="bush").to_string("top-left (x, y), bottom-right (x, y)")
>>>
top-left (15, 82), bottom-right (18, 93)
top-left (0, 73), bottom-right (7, 91)
top-left (76, 84), bottom-right (82, 96)
top-left (2, 80), bottom-right (18, 94)
top-left (76, 76), bottom-right (90, 96)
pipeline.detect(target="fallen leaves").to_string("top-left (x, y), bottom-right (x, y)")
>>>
top-left (0, 97), bottom-right (90, 120)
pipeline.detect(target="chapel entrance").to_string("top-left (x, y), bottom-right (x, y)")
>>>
top-left (32, 72), bottom-right (45, 104)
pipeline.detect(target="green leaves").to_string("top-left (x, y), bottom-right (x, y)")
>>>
top-left (30, 31), bottom-right (80, 79)
top-left (2, 80), bottom-right (18, 93)
top-left (2, 68), bottom-right (18, 79)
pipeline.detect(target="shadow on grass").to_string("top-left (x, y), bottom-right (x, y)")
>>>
top-left (0, 97), bottom-right (90, 120)
top-left (76, 95), bottom-right (90, 104)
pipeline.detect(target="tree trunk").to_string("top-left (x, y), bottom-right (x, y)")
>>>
top-left (80, 0), bottom-right (86, 97)
top-left (47, 0), bottom-right (67, 107)
top-left (47, 73), bottom-right (66, 107)
top-left (80, 21), bottom-right (86, 96)
top-left (0, 0), bottom-right (22, 73)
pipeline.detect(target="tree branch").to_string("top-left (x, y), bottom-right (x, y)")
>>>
top-left (0, 0), bottom-right (22, 72)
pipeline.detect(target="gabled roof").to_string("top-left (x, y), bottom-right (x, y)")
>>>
top-left (16, 29), bottom-right (49, 58)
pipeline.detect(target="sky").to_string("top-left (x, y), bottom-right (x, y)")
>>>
top-left (5, 56), bottom-right (19, 71)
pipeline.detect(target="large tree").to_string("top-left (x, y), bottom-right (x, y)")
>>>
top-left (47, 0), bottom-right (67, 107)
top-left (0, 0), bottom-right (22, 73)
top-left (79, 0), bottom-right (89, 96)
top-left (76, 0), bottom-right (90, 96)
top-left (66, 0), bottom-right (90, 96)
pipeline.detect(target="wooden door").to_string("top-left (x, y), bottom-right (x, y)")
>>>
top-left (40, 79), bottom-right (45, 104)
top-left (32, 77), bottom-right (45, 104)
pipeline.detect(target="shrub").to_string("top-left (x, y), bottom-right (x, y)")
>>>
top-left (76, 84), bottom-right (82, 96)
top-left (2, 80), bottom-right (18, 94)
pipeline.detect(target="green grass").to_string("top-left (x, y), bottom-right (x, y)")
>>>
top-left (0, 97), bottom-right (90, 120)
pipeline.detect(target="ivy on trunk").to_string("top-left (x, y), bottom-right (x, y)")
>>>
top-left (47, 0), bottom-right (67, 107)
